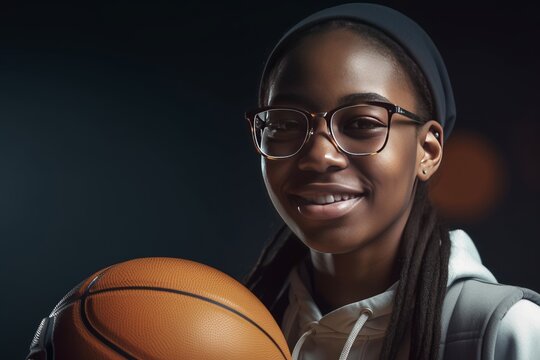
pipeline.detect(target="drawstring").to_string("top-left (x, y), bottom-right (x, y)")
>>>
top-left (292, 328), bottom-right (314, 360)
top-left (338, 308), bottom-right (373, 360)
top-left (292, 308), bottom-right (373, 360)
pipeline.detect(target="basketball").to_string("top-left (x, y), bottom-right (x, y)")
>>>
top-left (27, 257), bottom-right (291, 360)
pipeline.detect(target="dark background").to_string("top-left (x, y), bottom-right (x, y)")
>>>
top-left (1, 1), bottom-right (538, 358)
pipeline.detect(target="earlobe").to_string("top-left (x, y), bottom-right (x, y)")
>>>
top-left (417, 121), bottom-right (444, 181)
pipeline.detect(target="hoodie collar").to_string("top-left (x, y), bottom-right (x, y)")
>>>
top-left (287, 229), bottom-right (496, 337)
top-left (446, 229), bottom-right (497, 286)
top-left (289, 258), bottom-right (396, 336)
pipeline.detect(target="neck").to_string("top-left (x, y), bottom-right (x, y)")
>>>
top-left (308, 215), bottom-right (409, 313)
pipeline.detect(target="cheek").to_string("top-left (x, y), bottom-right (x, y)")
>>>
top-left (261, 157), bottom-right (307, 237)
top-left (261, 158), bottom-right (288, 206)
top-left (368, 131), bottom-right (419, 201)
top-left (261, 158), bottom-right (274, 193)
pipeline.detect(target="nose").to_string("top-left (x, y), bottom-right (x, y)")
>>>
top-left (297, 115), bottom-right (348, 172)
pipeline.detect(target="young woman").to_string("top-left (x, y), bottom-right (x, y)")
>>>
top-left (243, 3), bottom-right (540, 360)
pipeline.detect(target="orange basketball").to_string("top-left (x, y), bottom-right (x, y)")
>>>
top-left (27, 257), bottom-right (291, 360)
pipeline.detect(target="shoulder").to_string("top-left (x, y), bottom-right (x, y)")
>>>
top-left (442, 279), bottom-right (540, 359)
top-left (495, 299), bottom-right (540, 360)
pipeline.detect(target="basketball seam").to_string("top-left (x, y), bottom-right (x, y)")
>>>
top-left (80, 294), bottom-right (139, 359)
top-left (84, 285), bottom-right (289, 360)
top-left (51, 267), bottom-right (113, 316)
top-left (78, 268), bottom-right (139, 359)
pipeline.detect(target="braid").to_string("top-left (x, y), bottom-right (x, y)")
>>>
top-left (380, 181), bottom-right (451, 359)
top-left (243, 224), bottom-right (307, 312)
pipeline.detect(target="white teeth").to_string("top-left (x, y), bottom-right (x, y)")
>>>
top-left (314, 196), bottom-right (327, 204)
top-left (304, 193), bottom-right (358, 205)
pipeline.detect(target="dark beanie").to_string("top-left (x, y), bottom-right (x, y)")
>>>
top-left (259, 3), bottom-right (456, 140)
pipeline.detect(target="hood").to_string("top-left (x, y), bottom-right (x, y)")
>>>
top-left (446, 229), bottom-right (496, 286)
top-left (283, 229), bottom-right (496, 359)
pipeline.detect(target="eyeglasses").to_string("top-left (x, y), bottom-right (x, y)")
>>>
top-left (244, 100), bottom-right (426, 159)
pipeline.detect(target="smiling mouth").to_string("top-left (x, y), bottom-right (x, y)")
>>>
top-left (289, 193), bottom-right (366, 220)
top-left (294, 193), bottom-right (363, 205)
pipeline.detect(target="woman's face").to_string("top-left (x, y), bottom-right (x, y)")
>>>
top-left (262, 28), bottom-right (426, 254)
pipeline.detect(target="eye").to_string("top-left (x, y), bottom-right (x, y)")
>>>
top-left (343, 117), bottom-right (386, 130)
top-left (337, 116), bottom-right (387, 141)
top-left (267, 118), bottom-right (302, 131)
top-left (257, 110), bottom-right (306, 140)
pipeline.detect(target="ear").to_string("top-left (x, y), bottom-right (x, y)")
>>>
top-left (416, 120), bottom-right (444, 181)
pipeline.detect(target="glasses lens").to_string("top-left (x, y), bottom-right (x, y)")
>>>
top-left (254, 109), bottom-right (308, 157)
top-left (331, 104), bottom-right (389, 154)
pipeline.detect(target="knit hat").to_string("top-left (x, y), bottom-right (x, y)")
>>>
top-left (259, 3), bottom-right (456, 139)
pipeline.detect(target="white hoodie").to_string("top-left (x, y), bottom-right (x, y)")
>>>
top-left (281, 229), bottom-right (540, 360)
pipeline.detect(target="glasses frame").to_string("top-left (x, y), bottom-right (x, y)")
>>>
top-left (244, 100), bottom-right (426, 160)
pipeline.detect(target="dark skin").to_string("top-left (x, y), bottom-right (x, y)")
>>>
top-left (261, 29), bottom-right (444, 312)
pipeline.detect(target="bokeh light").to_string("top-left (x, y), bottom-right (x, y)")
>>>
top-left (429, 130), bottom-right (506, 222)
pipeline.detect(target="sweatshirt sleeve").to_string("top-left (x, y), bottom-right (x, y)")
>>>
top-left (494, 299), bottom-right (540, 360)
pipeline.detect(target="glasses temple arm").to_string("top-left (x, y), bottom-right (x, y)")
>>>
top-left (395, 106), bottom-right (426, 124)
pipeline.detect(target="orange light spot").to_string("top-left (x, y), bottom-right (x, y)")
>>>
top-left (429, 131), bottom-right (506, 221)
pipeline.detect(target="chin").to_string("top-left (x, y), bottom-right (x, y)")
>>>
top-left (296, 229), bottom-right (368, 255)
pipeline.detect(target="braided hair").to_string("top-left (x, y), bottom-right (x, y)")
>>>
top-left (244, 19), bottom-right (451, 360)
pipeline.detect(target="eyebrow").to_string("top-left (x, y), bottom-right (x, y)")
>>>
top-left (270, 92), bottom-right (392, 108)
top-left (337, 93), bottom-right (391, 106)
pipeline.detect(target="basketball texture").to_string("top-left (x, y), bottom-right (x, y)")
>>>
top-left (27, 257), bottom-right (291, 360)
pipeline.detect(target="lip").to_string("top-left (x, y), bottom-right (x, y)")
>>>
top-left (289, 183), bottom-right (365, 197)
top-left (288, 183), bottom-right (366, 221)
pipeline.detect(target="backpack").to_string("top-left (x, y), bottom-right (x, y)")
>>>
top-left (440, 278), bottom-right (540, 360)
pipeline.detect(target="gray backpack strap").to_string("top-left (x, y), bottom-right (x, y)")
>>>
top-left (441, 279), bottom-right (540, 360)
top-left (438, 279), bottom-right (465, 358)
